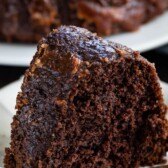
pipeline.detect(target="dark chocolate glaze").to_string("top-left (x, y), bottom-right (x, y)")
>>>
top-left (33, 26), bottom-right (139, 74)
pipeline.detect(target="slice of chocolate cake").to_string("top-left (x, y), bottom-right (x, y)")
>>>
top-left (4, 26), bottom-right (168, 168)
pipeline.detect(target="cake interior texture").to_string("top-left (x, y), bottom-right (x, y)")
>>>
top-left (4, 26), bottom-right (168, 168)
top-left (0, 0), bottom-right (168, 42)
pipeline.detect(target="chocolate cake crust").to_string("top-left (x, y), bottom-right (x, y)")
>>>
top-left (0, 0), bottom-right (168, 42)
top-left (4, 26), bottom-right (168, 168)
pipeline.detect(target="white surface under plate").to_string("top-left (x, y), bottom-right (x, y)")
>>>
top-left (0, 11), bottom-right (168, 66)
top-left (0, 78), bottom-right (168, 167)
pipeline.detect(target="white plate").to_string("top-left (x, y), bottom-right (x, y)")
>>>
top-left (0, 79), bottom-right (168, 167)
top-left (106, 11), bottom-right (168, 52)
top-left (0, 11), bottom-right (168, 67)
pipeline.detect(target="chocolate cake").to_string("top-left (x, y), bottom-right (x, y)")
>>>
top-left (4, 26), bottom-right (168, 168)
top-left (0, 0), bottom-right (168, 42)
